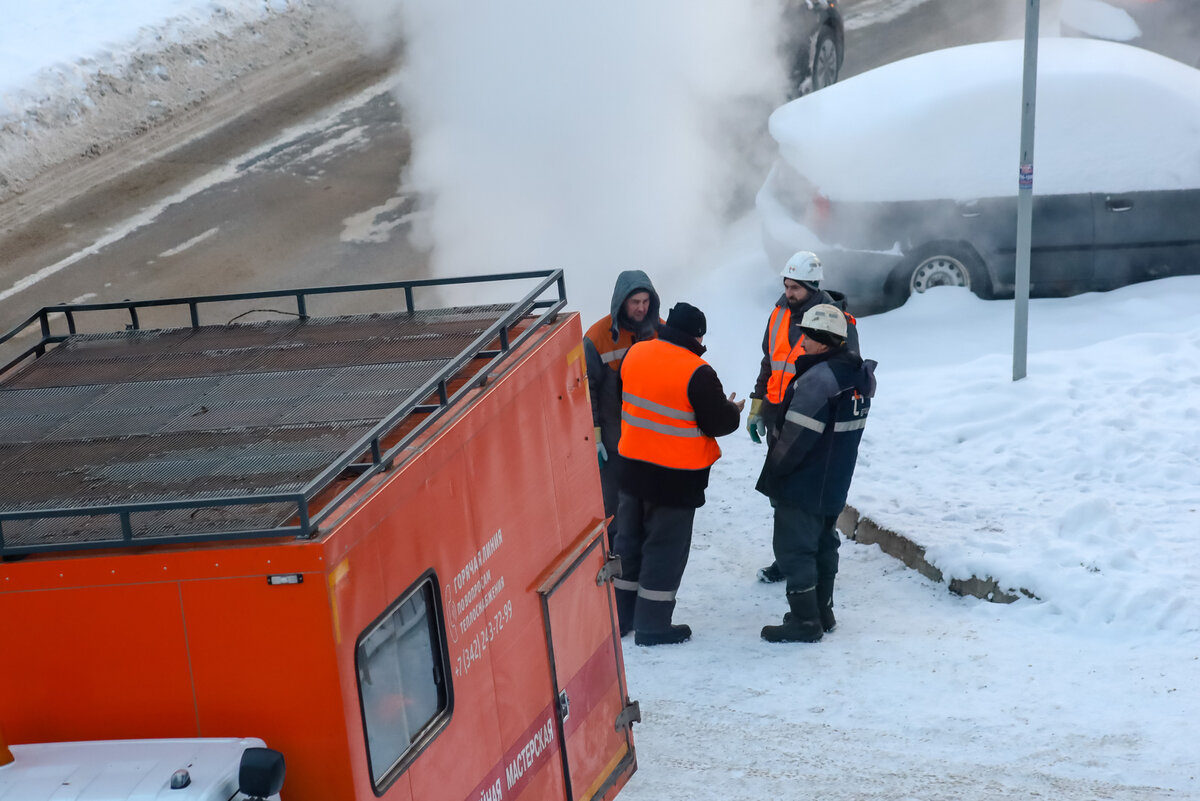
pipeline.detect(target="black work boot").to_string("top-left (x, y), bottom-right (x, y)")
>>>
top-left (816, 577), bottom-right (837, 633)
top-left (615, 589), bottom-right (636, 637)
top-left (756, 561), bottom-right (784, 583)
top-left (635, 624), bottom-right (692, 646)
top-left (761, 589), bottom-right (823, 643)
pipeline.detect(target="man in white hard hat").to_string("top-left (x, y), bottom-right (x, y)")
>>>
top-left (747, 251), bottom-right (859, 583)
top-left (755, 304), bottom-right (876, 642)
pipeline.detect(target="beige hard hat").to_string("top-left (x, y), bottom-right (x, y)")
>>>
top-left (799, 303), bottom-right (847, 341)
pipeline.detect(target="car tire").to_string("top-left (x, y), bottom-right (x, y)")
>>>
top-left (811, 29), bottom-right (840, 92)
top-left (889, 243), bottom-right (992, 301)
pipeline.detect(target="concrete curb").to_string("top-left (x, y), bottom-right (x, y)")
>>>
top-left (837, 505), bottom-right (1036, 604)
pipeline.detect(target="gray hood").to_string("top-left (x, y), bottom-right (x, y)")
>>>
top-left (607, 269), bottom-right (661, 342)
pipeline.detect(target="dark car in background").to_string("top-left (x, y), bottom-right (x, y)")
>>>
top-left (1060, 0), bottom-right (1200, 67)
top-left (783, 0), bottom-right (845, 96)
top-left (757, 38), bottom-right (1200, 312)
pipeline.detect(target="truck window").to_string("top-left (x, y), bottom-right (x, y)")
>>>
top-left (356, 575), bottom-right (452, 790)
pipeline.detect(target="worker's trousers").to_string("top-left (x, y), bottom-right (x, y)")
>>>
top-left (612, 491), bottom-right (695, 635)
top-left (772, 503), bottom-right (840, 594)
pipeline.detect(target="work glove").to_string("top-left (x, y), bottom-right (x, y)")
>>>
top-left (595, 426), bottom-right (608, 467)
top-left (747, 398), bottom-right (766, 444)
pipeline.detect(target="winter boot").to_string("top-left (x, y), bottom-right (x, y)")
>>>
top-left (756, 561), bottom-right (784, 583)
top-left (816, 577), bottom-right (836, 633)
top-left (635, 623), bottom-right (692, 646)
top-left (761, 589), bottom-right (823, 643)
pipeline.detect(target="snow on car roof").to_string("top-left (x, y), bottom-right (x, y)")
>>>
top-left (769, 37), bottom-right (1200, 202)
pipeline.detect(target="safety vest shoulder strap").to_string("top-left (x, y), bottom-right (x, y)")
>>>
top-left (765, 306), bottom-right (807, 403)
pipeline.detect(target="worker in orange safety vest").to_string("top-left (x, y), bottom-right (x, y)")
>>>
top-left (583, 270), bottom-right (662, 550)
top-left (746, 251), bottom-right (859, 584)
top-left (613, 302), bottom-right (744, 646)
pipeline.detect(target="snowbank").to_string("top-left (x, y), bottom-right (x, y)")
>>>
top-left (0, 1), bottom-right (362, 205)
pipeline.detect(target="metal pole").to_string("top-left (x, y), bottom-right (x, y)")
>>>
top-left (1013, 0), bottom-right (1040, 381)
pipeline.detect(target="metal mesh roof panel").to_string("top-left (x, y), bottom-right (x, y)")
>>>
top-left (0, 300), bottom-right (535, 552)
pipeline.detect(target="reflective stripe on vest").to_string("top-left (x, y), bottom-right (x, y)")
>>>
top-left (600, 346), bottom-right (629, 365)
top-left (765, 306), bottom-right (807, 404)
top-left (618, 339), bottom-right (722, 470)
top-left (585, 315), bottom-right (659, 373)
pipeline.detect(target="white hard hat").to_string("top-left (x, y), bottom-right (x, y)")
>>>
top-left (781, 251), bottom-right (823, 284)
top-left (799, 303), bottom-right (847, 341)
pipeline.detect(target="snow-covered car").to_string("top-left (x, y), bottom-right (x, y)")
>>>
top-left (757, 38), bottom-right (1200, 312)
top-left (783, 0), bottom-right (844, 97)
top-left (1060, 0), bottom-right (1200, 68)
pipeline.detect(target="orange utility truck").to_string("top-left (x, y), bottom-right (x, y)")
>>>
top-left (0, 271), bottom-right (639, 801)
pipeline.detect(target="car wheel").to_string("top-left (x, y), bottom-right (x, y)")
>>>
top-left (811, 29), bottom-right (839, 91)
top-left (890, 243), bottom-right (992, 300)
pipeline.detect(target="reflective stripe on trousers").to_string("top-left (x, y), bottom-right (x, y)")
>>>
top-left (784, 410), bottom-right (868, 434)
top-left (613, 490), bottom-right (695, 633)
top-left (611, 577), bottom-right (677, 602)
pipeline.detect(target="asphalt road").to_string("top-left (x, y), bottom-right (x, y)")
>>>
top-left (0, 0), bottom-right (1036, 340)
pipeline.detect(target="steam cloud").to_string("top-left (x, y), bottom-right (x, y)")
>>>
top-left (340, 0), bottom-right (789, 324)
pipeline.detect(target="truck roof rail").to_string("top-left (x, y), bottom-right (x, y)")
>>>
top-left (0, 270), bottom-right (567, 556)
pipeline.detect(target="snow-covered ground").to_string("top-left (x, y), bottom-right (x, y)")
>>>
top-left (647, 223), bottom-right (1200, 797)
top-left (3, 1), bottom-right (1199, 799)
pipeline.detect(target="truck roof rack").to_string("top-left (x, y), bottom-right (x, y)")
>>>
top-left (0, 270), bottom-right (566, 556)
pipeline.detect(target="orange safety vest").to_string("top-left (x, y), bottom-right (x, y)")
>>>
top-left (764, 305), bottom-right (856, 403)
top-left (765, 306), bottom-right (808, 404)
top-left (585, 315), bottom-right (657, 373)
top-left (618, 339), bottom-right (722, 470)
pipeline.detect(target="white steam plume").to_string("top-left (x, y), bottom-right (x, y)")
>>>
top-left (340, 0), bottom-right (788, 324)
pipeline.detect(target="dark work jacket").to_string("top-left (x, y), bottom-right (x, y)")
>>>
top-left (751, 288), bottom-right (860, 431)
top-left (756, 348), bottom-right (877, 515)
top-left (619, 325), bottom-right (742, 508)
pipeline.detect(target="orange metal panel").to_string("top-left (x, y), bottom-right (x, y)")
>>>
top-left (0, 541), bottom-right (326, 594)
top-left (0, 312), bottom-right (628, 801)
top-left (0, 581), bottom-right (196, 744)
top-left (318, 314), bottom-right (608, 801)
top-left (180, 572), bottom-right (355, 801)
top-left (542, 530), bottom-right (634, 801)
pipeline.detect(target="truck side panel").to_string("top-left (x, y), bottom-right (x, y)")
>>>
top-left (0, 545), bottom-right (359, 800)
top-left (180, 573), bottom-right (355, 800)
top-left (322, 318), bottom-right (622, 800)
top-left (0, 581), bottom-right (197, 742)
top-left (543, 534), bottom-right (633, 800)
top-left (1, 310), bottom-right (634, 801)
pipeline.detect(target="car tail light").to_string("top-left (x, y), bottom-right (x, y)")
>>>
top-left (808, 190), bottom-right (831, 233)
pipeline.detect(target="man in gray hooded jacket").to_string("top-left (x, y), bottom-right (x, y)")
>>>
top-left (584, 270), bottom-right (661, 549)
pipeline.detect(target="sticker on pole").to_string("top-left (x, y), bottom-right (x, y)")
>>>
top-left (1018, 162), bottom-right (1033, 189)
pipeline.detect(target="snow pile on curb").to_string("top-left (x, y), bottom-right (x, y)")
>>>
top-left (0, 1), bottom-right (357, 204)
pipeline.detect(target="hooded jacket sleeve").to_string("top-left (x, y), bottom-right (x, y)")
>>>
top-left (767, 363), bottom-right (839, 472)
top-left (583, 336), bottom-right (606, 428)
top-left (688, 365), bottom-right (742, 438)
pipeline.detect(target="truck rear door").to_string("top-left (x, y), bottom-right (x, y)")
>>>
top-left (538, 522), bottom-right (638, 801)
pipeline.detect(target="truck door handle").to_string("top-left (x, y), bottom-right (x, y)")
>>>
top-left (1105, 197), bottom-right (1133, 212)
